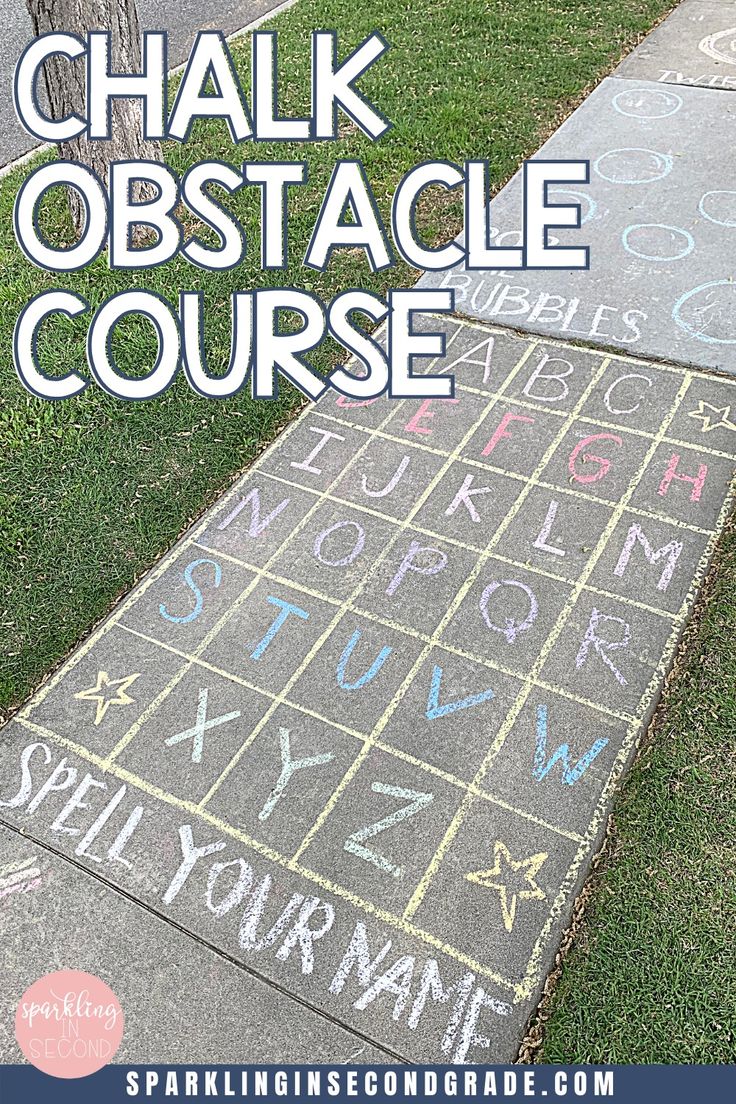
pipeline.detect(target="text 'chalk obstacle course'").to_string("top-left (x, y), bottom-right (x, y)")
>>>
top-left (1, 319), bottom-right (734, 1061)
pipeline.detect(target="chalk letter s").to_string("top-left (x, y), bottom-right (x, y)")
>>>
top-left (159, 558), bottom-right (222, 624)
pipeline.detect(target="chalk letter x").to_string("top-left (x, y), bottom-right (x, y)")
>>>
top-left (165, 688), bottom-right (241, 764)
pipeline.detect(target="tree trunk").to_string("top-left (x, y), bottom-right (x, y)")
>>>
top-left (25, 0), bottom-right (162, 233)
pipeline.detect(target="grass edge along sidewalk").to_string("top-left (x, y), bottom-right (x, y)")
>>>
top-left (532, 513), bottom-right (736, 1063)
top-left (4, 0), bottom-right (732, 1065)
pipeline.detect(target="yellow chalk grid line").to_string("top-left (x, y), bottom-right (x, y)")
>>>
top-left (127, 564), bottom-right (640, 725)
top-left (103, 370), bottom-right (427, 768)
top-left (2, 315), bottom-right (732, 1006)
top-left (311, 409), bottom-right (719, 537)
top-left (290, 354), bottom-right (618, 868)
top-left (516, 479), bottom-right (735, 1003)
top-left (14, 713), bottom-right (520, 997)
top-left (11, 438), bottom-right (730, 1013)
top-left (189, 548), bottom-right (646, 726)
top-left (115, 620), bottom-right (587, 846)
top-left (9, 314), bottom-right (734, 1000)
top-left (402, 371), bottom-right (695, 925)
top-left (18, 410), bottom-right (312, 721)
top-left (191, 540), bottom-right (653, 716)
top-left (199, 333), bottom-right (541, 809)
top-left (427, 311), bottom-right (736, 384)
top-left (196, 484), bottom-right (688, 623)
top-left (325, 378), bottom-right (736, 462)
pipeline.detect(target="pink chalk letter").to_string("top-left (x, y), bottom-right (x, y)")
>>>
top-left (657, 453), bottom-right (708, 503)
top-left (403, 398), bottom-right (459, 436)
top-left (568, 433), bottom-right (622, 484)
top-left (336, 395), bottom-right (379, 408)
top-left (481, 411), bottom-right (535, 457)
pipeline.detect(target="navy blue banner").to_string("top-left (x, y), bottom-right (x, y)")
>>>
top-left (0, 1064), bottom-right (735, 1103)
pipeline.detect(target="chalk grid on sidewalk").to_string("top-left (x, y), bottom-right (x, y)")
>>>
top-left (3, 0), bottom-right (736, 1065)
top-left (2, 315), bottom-right (734, 1060)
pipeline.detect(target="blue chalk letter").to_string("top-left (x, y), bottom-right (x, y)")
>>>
top-left (159, 558), bottom-right (222, 624)
top-left (251, 595), bottom-right (309, 660)
top-left (533, 704), bottom-right (608, 785)
top-left (336, 629), bottom-right (392, 690)
top-left (426, 665), bottom-right (495, 720)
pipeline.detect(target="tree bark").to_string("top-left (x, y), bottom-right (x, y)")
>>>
top-left (25, 0), bottom-right (162, 232)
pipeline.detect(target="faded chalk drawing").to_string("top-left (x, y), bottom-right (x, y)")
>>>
top-left (4, 316), bottom-right (734, 1055)
top-left (594, 148), bottom-right (673, 185)
top-left (699, 28), bottom-right (736, 66)
top-left (612, 87), bottom-right (682, 119)
top-left (0, 854), bottom-right (44, 901)
top-left (622, 223), bottom-right (694, 263)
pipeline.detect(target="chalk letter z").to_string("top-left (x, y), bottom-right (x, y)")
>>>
top-left (533, 705), bottom-right (608, 786)
top-left (343, 783), bottom-right (434, 878)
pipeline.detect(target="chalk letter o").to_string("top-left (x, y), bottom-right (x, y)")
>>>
top-left (313, 520), bottom-right (366, 566)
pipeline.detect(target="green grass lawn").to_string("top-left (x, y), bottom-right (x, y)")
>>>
top-left (4, 0), bottom-right (733, 1065)
top-left (534, 520), bottom-right (736, 1063)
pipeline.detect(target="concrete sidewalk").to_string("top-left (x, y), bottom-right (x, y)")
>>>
top-left (0, 823), bottom-right (387, 1062)
top-left (1, 0), bottom-right (735, 1065)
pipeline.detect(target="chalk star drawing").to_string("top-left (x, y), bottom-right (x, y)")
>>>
top-left (466, 841), bottom-right (548, 933)
top-left (75, 670), bottom-right (141, 725)
top-left (687, 400), bottom-right (736, 434)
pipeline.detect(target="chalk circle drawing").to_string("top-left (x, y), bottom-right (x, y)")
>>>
top-left (0, 854), bottom-right (43, 901)
top-left (698, 190), bottom-right (736, 228)
top-left (594, 148), bottom-right (673, 185)
top-left (612, 87), bottom-right (682, 119)
top-left (672, 280), bottom-right (736, 345)
top-left (548, 188), bottom-right (599, 225)
top-left (699, 28), bottom-right (736, 66)
top-left (622, 223), bottom-right (694, 262)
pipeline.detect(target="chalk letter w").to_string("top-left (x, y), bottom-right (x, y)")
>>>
top-left (533, 705), bottom-right (608, 786)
